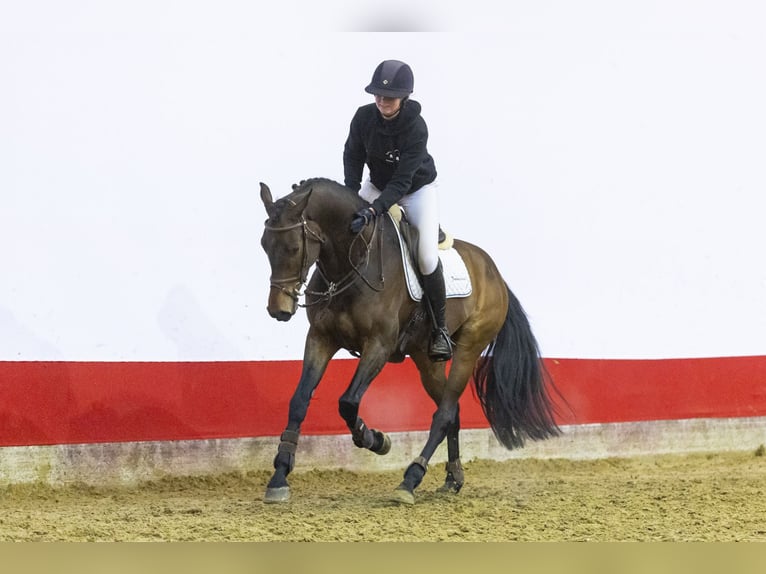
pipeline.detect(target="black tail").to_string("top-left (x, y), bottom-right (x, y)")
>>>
top-left (472, 285), bottom-right (562, 450)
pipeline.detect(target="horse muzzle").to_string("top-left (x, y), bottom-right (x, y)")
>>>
top-left (268, 308), bottom-right (295, 322)
top-left (267, 284), bottom-right (299, 321)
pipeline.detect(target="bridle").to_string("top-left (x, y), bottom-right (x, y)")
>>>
top-left (263, 215), bottom-right (325, 302)
top-left (263, 213), bottom-right (385, 308)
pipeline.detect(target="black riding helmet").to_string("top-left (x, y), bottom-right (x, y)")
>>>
top-left (365, 60), bottom-right (414, 98)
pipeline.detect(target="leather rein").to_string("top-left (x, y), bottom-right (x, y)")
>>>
top-left (263, 214), bottom-right (385, 308)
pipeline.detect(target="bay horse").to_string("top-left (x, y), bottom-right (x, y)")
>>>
top-left (259, 177), bottom-right (561, 505)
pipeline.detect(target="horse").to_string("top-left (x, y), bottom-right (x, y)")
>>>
top-left (259, 177), bottom-right (561, 505)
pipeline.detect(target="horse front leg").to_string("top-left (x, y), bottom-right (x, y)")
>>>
top-left (338, 344), bottom-right (391, 456)
top-left (264, 332), bottom-right (337, 503)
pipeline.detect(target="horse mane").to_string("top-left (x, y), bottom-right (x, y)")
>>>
top-left (287, 177), bottom-right (366, 216)
top-left (291, 177), bottom-right (337, 192)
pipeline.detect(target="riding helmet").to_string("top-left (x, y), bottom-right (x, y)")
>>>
top-left (365, 60), bottom-right (414, 98)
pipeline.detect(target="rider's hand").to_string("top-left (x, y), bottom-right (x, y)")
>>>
top-left (350, 206), bottom-right (379, 234)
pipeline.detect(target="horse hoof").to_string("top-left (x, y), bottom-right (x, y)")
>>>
top-left (374, 433), bottom-right (391, 456)
top-left (390, 488), bottom-right (415, 506)
top-left (263, 486), bottom-right (291, 504)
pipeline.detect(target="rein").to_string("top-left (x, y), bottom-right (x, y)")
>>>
top-left (264, 213), bottom-right (385, 308)
top-left (306, 216), bottom-right (385, 306)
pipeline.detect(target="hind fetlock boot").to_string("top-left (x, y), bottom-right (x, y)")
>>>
top-left (421, 260), bottom-right (453, 362)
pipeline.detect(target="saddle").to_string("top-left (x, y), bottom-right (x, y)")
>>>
top-left (386, 205), bottom-right (472, 302)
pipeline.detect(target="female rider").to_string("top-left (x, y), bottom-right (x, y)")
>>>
top-left (343, 60), bottom-right (452, 362)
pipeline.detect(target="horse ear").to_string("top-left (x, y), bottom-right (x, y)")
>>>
top-left (260, 182), bottom-right (276, 216)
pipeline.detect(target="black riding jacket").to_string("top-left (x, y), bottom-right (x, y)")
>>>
top-left (343, 100), bottom-right (437, 214)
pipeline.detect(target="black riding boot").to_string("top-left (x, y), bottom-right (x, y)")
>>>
top-left (421, 260), bottom-right (453, 362)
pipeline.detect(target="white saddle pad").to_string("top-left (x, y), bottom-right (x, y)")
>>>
top-left (389, 214), bottom-right (473, 302)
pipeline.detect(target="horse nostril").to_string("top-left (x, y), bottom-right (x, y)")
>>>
top-left (268, 308), bottom-right (294, 322)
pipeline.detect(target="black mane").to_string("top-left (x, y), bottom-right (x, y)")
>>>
top-left (290, 177), bottom-right (339, 191)
top-left (286, 177), bottom-right (366, 217)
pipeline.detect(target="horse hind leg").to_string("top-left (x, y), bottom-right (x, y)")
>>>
top-left (436, 409), bottom-right (464, 494)
top-left (392, 397), bottom-right (460, 504)
top-left (412, 360), bottom-right (465, 494)
top-left (391, 352), bottom-right (472, 504)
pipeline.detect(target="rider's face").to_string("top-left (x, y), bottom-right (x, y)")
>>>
top-left (374, 95), bottom-right (402, 119)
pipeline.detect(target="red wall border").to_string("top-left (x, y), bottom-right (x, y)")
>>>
top-left (1, 356), bottom-right (765, 447)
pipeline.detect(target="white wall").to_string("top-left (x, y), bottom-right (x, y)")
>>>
top-left (2, 1), bottom-right (765, 362)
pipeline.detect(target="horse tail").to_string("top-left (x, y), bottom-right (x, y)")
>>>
top-left (472, 284), bottom-right (562, 450)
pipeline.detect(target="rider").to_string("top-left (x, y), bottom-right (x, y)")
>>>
top-left (343, 59), bottom-right (452, 362)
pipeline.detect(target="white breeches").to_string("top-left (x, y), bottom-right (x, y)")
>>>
top-left (360, 179), bottom-right (441, 275)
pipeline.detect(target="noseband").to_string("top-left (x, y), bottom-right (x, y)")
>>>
top-left (263, 216), bottom-right (325, 301)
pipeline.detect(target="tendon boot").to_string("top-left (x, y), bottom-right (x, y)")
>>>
top-left (421, 260), bottom-right (453, 362)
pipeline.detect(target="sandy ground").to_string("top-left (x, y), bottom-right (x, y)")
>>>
top-left (1, 449), bottom-right (765, 541)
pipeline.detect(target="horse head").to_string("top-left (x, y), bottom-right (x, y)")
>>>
top-left (259, 182), bottom-right (323, 321)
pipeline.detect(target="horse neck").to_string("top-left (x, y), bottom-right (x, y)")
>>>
top-left (304, 187), bottom-right (365, 279)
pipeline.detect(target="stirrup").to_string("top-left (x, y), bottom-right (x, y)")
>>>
top-left (428, 328), bottom-right (453, 362)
